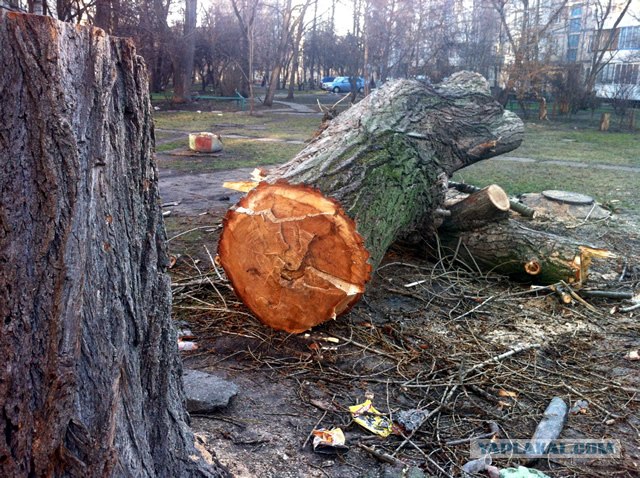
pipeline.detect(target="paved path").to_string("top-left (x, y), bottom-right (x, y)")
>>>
top-left (158, 167), bottom-right (253, 215)
top-left (498, 156), bottom-right (640, 173)
top-left (271, 100), bottom-right (317, 113)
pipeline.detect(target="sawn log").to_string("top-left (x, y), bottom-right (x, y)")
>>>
top-left (438, 185), bottom-right (615, 284)
top-left (219, 72), bottom-right (524, 333)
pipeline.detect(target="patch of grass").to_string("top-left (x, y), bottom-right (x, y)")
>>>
top-left (453, 159), bottom-right (640, 216)
top-left (156, 138), bottom-right (304, 174)
top-left (514, 122), bottom-right (640, 167)
top-left (153, 110), bottom-right (321, 142)
top-left (157, 139), bottom-right (188, 152)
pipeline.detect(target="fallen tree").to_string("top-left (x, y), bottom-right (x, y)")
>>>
top-left (219, 72), bottom-right (525, 333)
top-left (219, 73), bottom-right (618, 333)
top-left (0, 12), bottom-right (226, 477)
top-left (439, 184), bottom-right (614, 283)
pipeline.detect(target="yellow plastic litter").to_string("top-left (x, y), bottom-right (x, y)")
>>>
top-left (349, 400), bottom-right (393, 437)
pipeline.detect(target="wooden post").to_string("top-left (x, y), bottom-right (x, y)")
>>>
top-left (599, 112), bottom-right (610, 131)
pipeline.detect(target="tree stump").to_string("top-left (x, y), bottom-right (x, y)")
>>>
top-left (219, 72), bottom-right (524, 332)
top-left (0, 12), bottom-right (226, 477)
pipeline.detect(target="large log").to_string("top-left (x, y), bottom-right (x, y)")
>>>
top-left (0, 12), bottom-right (226, 477)
top-left (219, 72), bottom-right (524, 332)
top-left (438, 185), bottom-right (614, 284)
top-left (266, 72), bottom-right (523, 267)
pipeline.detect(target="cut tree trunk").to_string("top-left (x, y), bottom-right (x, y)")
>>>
top-left (266, 72), bottom-right (524, 267)
top-left (438, 185), bottom-right (614, 284)
top-left (0, 12), bottom-right (226, 477)
top-left (218, 182), bottom-right (371, 333)
top-left (437, 219), bottom-right (613, 284)
top-left (442, 184), bottom-right (510, 231)
top-left (219, 72), bottom-right (524, 332)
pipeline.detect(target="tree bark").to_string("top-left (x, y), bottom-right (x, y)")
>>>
top-left (437, 220), bottom-right (613, 284)
top-left (266, 72), bottom-right (524, 268)
top-left (0, 12), bottom-right (226, 477)
top-left (219, 72), bottom-right (523, 332)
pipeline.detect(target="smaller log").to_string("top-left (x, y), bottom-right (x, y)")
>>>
top-left (438, 219), bottom-right (615, 284)
top-left (579, 290), bottom-right (634, 300)
top-left (448, 181), bottom-right (535, 218)
top-left (443, 184), bottom-right (510, 231)
top-left (525, 397), bottom-right (567, 462)
top-left (218, 182), bottom-right (371, 333)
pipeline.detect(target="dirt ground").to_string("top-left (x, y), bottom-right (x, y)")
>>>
top-left (160, 161), bottom-right (640, 478)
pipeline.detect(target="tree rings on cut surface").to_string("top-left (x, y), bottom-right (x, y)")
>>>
top-left (218, 182), bottom-right (372, 333)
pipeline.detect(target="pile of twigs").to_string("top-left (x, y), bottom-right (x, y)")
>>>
top-left (170, 240), bottom-right (639, 477)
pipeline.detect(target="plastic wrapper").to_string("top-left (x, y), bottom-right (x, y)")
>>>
top-left (349, 400), bottom-right (393, 437)
top-left (312, 428), bottom-right (348, 454)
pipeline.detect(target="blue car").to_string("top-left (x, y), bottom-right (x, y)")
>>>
top-left (320, 76), bottom-right (336, 90)
top-left (328, 76), bottom-right (364, 93)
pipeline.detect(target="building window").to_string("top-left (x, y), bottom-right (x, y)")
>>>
top-left (568, 34), bottom-right (579, 49)
top-left (591, 29), bottom-right (619, 51)
top-left (600, 63), bottom-right (640, 84)
top-left (567, 49), bottom-right (577, 62)
top-left (569, 18), bottom-right (581, 33)
top-left (570, 5), bottom-right (582, 17)
top-left (618, 63), bottom-right (639, 84)
top-left (618, 26), bottom-right (640, 50)
top-left (598, 64), bottom-right (614, 84)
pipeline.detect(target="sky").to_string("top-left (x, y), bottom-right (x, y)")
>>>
top-left (193, 0), bottom-right (355, 34)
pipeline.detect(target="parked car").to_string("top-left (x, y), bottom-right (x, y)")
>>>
top-left (327, 76), bottom-right (365, 93)
top-left (320, 76), bottom-right (335, 90)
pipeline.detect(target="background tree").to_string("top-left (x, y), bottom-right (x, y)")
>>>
top-left (582, 0), bottom-right (633, 94)
top-left (263, 0), bottom-right (298, 106)
top-left (172, 0), bottom-right (197, 103)
top-left (489, 0), bottom-right (569, 111)
top-left (229, 0), bottom-right (260, 97)
top-left (286, 0), bottom-right (311, 99)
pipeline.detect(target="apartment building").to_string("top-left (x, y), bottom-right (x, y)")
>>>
top-left (564, 0), bottom-right (640, 101)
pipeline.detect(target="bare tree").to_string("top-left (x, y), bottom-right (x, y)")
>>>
top-left (286, 0), bottom-right (311, 99)
top-left (173, 0), bottom-right (198, 103)
top-left (264, 0), bottom-right (308, 106)
top-left (229, 0), bottom-right (260, 97)
top-left (489, 0), bottom-right (569, 109)
top-left (583, 0), bottom-right (633, 93)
